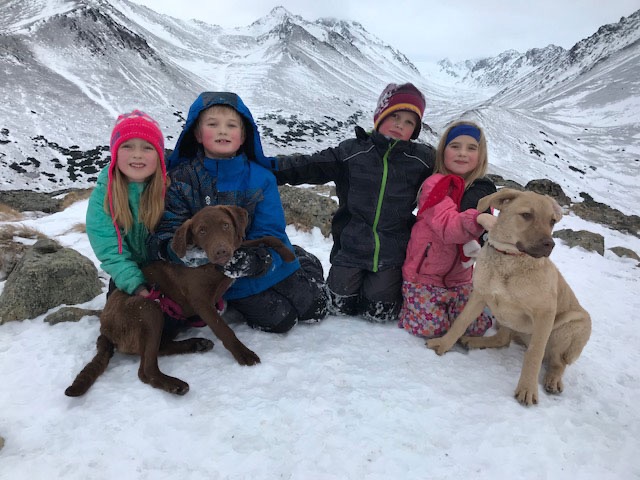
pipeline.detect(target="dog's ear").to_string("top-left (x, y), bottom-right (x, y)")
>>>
top-left (478, 188), bottom-right (521, 213)
top-left (547, 196), bottom-right (563, 224)
top-left (172, 219), bottom-right (193, 258)
top-left (225, 206), bottom-right (249, 244)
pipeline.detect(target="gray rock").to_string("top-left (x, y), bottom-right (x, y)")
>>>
top-left (609, 246), bottom-right (640, 262)
top-left (553, 229), bottom-right (605, 256)
top-left (0, 190), bottom-right (61, 213)
top-left (0, 238), bottom-right (102, 323)
top-left (571, 193), bottom-right (640, 238)
top-left (486, 174), bottom-right (524, 190)
top-left (525, 179), bottom-right (572, 206)
top-left (0, 240), bottom-right (27, 281)
top-left (44, 307), bottom-right (102, 325)
top-left (279, 184), bottom-right (337, 237)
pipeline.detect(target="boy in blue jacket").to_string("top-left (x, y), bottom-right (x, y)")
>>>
top-left (148, 92), bottom-right (329, 333)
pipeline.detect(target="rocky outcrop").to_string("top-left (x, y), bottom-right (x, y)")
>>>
top-left (572, 193), bottom-right (640, 238)
top-left (44, 306), bottom-right (102, 325)
top-left (553, 229), bottom-right (605, 256)
top-left (609, 246), bottom-right (640, 262)
top-left (278, 184), bottom-right (337, 236)
top-left (0, 239), bottom-right (101, 323)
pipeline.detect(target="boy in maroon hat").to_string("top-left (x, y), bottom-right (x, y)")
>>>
top-left (272, 83), bottom-right (494, 323)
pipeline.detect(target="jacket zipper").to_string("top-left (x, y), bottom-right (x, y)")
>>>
top-left (371, 140), bottom-right (396, 272)
top-left (417, 242), bottom-right (431, 273)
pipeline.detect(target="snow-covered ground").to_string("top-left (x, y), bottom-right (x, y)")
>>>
top-left (1, 198), bottom-right (639, 479)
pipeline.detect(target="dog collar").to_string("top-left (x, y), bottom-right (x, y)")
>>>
top-left (488, 242), bottom-right (527, 257)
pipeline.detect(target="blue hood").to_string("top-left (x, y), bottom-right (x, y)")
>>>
top-left (168, 92), bottom-right (274, 170)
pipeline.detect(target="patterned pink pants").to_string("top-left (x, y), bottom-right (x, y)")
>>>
top-left (398, 281), bottom-right (493, 338)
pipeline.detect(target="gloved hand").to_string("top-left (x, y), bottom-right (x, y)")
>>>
top-left (145, 287), bottom-right (186, 320)
top-left (177, 245), bottom-right (210, 268)
top-left (217, 246), bottom-right (273, 278)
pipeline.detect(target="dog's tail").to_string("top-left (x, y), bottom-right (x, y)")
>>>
top-left (64, 334), bottom-right (115, 397)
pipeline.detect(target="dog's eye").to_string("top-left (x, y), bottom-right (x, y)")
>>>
top-left (520, 212), bottom-right (532, 220)
top-left (221, 222), bottom-right (230, 231)
top-left (550, 218), bottom-right (557, 227)
top-left (198, 227), bottom-right (207, 235)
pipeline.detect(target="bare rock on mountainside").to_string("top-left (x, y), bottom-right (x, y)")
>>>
top-left (553, 229), bottom-right (605, 256)
top-left (278, 185), bottom-right (338, 236)
top-left (572, 193), bottom-right (640, 238)
top-left (525, 179), bottom-right (572, 207)
top-left (44, 306), bottom-right (102, 325)
top-left (0, 238), bottom-right (101, 324)
top-left (609, 246), bottom-right (640, 262)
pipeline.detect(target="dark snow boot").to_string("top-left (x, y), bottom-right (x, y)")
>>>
top-left (328, 290), bottom-right (359, 316)
top-left (360, 298), bottom-right (400, 323)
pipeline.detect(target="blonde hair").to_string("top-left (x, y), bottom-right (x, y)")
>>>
top-left (435, 120), bottom-right (488, 188)
top-left (104, 163), bottom-right (167, 234)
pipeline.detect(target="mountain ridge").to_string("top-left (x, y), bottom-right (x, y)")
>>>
top-left (0, 1), bottom-right (638, 215)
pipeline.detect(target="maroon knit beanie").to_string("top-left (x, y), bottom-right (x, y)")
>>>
top-left (373, 83), bottom-right (426, 140)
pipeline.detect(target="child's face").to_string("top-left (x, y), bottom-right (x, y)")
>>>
top-left (116, 138), bottom-right (159, 183)
top-left (377, 111), bottom-right (418, 141)
top-left (443, 135), bottom-right (479, 179)
top-left (195, 106), bottom-right (246, 159)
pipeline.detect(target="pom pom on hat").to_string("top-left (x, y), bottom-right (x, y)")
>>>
top-left (373, 83), bottom-right (426, 140)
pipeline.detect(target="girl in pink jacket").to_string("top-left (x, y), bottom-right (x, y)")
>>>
top-left (398, 121), bottom-right (495, 338)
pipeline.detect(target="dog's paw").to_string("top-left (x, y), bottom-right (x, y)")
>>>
top-left (194, 338), bottom-right (214, 352)
top-left (459, 336), bottom-right (485, 350)
top-left (425, 338), bottom-right (453, 355)
top-left (514, 383), bottom-right (539, 406)
top-left (543, 373), bottom-right (564, 394)
top-left (230, 342), bottom-right (261, 366)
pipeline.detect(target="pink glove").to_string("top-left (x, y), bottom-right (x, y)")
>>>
top-left (145, 287), bottom-right (186, 321)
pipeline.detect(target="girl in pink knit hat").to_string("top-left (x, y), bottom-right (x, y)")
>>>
top-left (86, 110), bottom-right (166, 300)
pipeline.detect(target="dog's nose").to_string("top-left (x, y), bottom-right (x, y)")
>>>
top-left (214, 246), bottom-right (230, 259)
top-left (538, 237), bottom-right (555, 257)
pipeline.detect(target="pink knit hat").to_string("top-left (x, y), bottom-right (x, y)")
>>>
top-left (373, 83), bottom-right (426, 140)
top-left (108, 110), bottom-right (166, 253)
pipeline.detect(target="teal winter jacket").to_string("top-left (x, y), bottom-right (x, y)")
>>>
top-left (86, 166), bottom-right (150, 294)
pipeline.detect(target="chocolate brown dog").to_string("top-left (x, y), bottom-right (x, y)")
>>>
top-left (65, 205), bottom-right (295, 396)
top-left (426, 189), bottom-right (591, 406)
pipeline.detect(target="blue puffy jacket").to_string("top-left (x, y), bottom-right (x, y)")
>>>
top-left (148, 92), bottom-right (299, 300)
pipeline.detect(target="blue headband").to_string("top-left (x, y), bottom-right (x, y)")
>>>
top-left (445, 125), bottom-right (481, 146)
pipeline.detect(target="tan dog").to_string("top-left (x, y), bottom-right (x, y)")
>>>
top-left (426, 189), bottom-right (591, 406)
top-left (65, 205), bottom-right (295, 397)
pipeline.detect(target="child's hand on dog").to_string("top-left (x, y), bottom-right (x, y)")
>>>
top-left (477, 212), bottom-right (497, 231)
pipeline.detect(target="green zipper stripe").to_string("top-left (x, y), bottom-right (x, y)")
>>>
top-left (372, 141), bottom-right (396, 272)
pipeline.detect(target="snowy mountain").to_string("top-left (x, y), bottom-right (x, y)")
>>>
top-left (434, 45), bottom-right (565, 90)
top-left (0, 1), bottom-right (638, 215)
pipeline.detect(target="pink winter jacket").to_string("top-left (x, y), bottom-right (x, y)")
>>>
top-left (402, 174), bottom-right (484, 288)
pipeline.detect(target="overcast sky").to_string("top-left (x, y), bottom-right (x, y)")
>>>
top-left (129, 1), bottom-right (638, 62)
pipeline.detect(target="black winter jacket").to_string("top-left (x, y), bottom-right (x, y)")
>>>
top-left (275, 127), bottom-right (435, 271)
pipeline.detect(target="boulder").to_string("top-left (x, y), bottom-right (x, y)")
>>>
top-left (525, 179), bottom-right (572, 206)
top-left (44, 307), bottom-right (102, 325)
top-left (279, 184), bottom-right (337, 237)
top-left (608, 246), bottom-right (640, 262)
top-left (553, 229), bottom-right (605, 256)
top-left (0, 239), bottom-right (102, 324)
